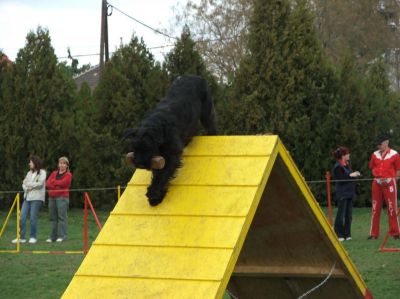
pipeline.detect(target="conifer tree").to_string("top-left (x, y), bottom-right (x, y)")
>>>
top-left (327, 57), bottom-right (393, 205)
top-left (163, 26), bottom-right (220, 131)
top-left (282, 0), bottom-right (338, 181)
top-left (94, 35), bottom-right (168, 137)
top-left (221, 0), bottom-right (291, 134)
top-left (164, 25), bottom-right (220, 94)
top-left (335, 57), bottom-right (369, 163)
top-left (66, 82), bottom-right (96, 206)
top-left (163, 26), bottom-right (210, 81)
top-left (0, 27), bottom-right (76, 194)
top-left (0, 53), bottom-right (14, 205)
top-left (89, 35), bottom-right (168, 201)
top-left (230, 0), bottom-right (337, 181)
top-left (222, 0), bottom-right (344, 202)
top-left (365, 58), bottom-right (395, 142)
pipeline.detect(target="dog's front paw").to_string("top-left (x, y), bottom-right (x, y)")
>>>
top-left (146, 188), bottom-right (166, 206)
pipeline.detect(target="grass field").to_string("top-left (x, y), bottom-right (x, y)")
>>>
top-left (0, 207), bottom-right (399, 299)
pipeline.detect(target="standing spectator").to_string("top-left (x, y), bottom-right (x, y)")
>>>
top-left (332, 147), bottom-right (361, 242)
top-left (12, 155), bottom-right (46, 244)
top-left (368, 134), bottom-right (400, 240)
top-left (46, 156), bottom-right (72, 243)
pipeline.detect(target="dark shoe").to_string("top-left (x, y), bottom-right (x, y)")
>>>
top-left (367, 236), bottom-right (378, 240)
top-left (393, 235), bottom-right (400, 240)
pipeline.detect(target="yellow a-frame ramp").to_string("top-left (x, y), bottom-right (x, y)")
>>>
top-left (63, 136), bottom-right (372, 299)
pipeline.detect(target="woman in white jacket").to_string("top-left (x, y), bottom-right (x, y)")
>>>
top-left (12, 156), bottom-right (46, 244)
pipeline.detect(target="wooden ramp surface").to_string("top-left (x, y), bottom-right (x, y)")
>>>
top-left (62, 136), bottom-right (371, 299)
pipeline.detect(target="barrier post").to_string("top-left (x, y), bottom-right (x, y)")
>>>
top-left (16, 193), bottom-right (20, 253)
top-left (379, 233), bottom-right (391, 252)
top-left (379, 207), bottom-right (400, 252)
top-left (83, 193), bottom-right (88, 254)
top-left (0, 194), bottom-right (18, 239)
top-left (85, 192), bottom-right (102, 230)
top-left (326, 171), bottom-right (332, 225)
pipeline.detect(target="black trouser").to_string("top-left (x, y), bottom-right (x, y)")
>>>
top-left (334, 197), bottom-right (353, 238)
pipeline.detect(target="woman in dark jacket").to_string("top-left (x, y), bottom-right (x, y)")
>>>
top-left (332, 147), bottom-right (361, 241)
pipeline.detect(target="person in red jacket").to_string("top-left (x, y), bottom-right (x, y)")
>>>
top-left (46, 156), bottom-right (72, 242)
top-left (368, 134), bottom-right (400, 240)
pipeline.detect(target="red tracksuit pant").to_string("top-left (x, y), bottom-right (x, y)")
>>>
top-left (370, 179), bottom-right (400, 237)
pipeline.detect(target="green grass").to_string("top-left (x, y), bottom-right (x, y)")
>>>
top-left (0, 209), bottom-right (109, 299)
top-left (0, 208), bottom-right (400, 298)
top-left (339, 208), bottom-right (400, 299)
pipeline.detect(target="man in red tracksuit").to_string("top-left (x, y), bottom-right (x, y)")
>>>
top-left (368, 134), bottom-right (400, 239)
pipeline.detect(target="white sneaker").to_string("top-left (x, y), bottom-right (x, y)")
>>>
top-left (338, 237), bottom-right (345, 242)
top-left (56, 238), bottom-right (63, 242)
top-left (346, 237), bottom-right (352, 241)
top-left (28, 238), bottom-right (37, 244)
top-left (46, 238), bottom-right (53, 243)
top-left (11, 238), bottom-right (26, 244)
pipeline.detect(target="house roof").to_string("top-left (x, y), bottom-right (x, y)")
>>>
top-left (74, 65), bottom-right (100, 91)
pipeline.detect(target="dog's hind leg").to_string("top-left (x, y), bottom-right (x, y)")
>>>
top-left (200, 87), bottom-right (217, 135)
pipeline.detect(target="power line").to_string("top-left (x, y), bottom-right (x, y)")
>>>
top-left (58, 52), bottom-right (111, 59)
top-left (107, 2), bottom-right (177, 40)
top-left (149, 44), bottom-right (175, 50)
top-left (57, 44), bottom-right (175, 60)
top-left (57, 1), bottom-right (240, 61)
top-left (57, 37), bottom-right (236, 60)
top-left (106, 2), bottom-right (238, 44)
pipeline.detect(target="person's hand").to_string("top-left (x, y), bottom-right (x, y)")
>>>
top-left (349, 171), bottom-right (361, 177)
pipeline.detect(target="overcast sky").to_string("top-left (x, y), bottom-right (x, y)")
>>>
top-left (0, 0), bottom-right (187, 66)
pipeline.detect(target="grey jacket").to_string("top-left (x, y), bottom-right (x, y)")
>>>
top-left (22, 169), bottom-right (47, 202)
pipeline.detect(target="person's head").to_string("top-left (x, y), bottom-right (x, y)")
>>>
top-left (58, 156), bottom-right (69, 173)
top-left (333, 146), bottom-right (350, 162)
top-left (375, 134), bottom-right (390, 152)
top-left (29, 155), bottom-right (42, 174)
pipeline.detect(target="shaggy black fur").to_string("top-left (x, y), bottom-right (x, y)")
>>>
top-left (123, 75), bottom-right (217, 206)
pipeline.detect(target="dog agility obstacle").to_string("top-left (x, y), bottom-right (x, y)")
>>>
top-left (63, 136), bottom-right (372, 298)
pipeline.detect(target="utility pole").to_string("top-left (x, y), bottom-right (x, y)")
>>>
top-left (99, 0), bottom-right (109, 70)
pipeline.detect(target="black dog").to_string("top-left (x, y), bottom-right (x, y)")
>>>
top-left (123, 75), bottom-right (217, 206)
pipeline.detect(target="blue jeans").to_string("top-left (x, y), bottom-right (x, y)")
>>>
top-left (334, 197), bottom-right (353, 238)
top-left (20, 200), bottom-right (43, 239)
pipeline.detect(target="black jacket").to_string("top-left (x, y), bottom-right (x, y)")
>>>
top-left (332, 161), bottom-right (356, 199)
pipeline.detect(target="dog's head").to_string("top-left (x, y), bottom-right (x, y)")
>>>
top-left (122, 128), bottom-right (159, 170)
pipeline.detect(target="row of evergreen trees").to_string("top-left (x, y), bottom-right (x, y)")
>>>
top-left (1, 0), bottom-right (399, 208)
